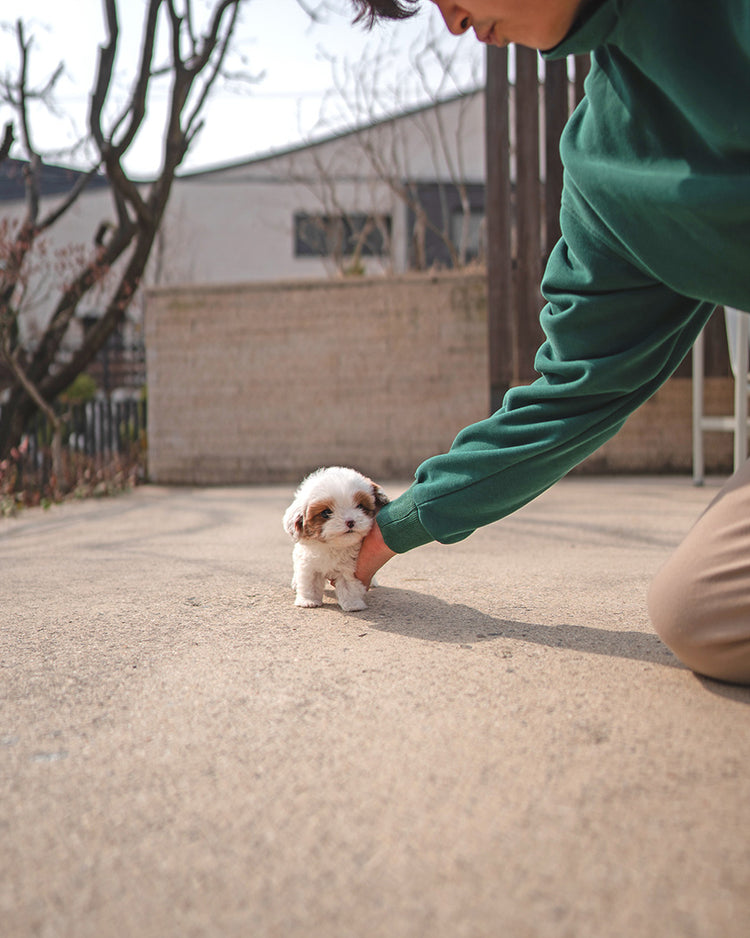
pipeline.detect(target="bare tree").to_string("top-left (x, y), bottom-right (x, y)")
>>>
top-left (294, 23), bottom-right (485, 274)
top-left (291, 146), bottom-right (395, 277)
top-left (0, 0), bottom-right (245, 464)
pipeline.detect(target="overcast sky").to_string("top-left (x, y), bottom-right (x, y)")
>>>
top-left (0, 0), bottom-right (483, 176)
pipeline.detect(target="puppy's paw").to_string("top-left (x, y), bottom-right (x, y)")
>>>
top-left (338, 596), bottom-right (367, 613)
top-left (295, 595), bottom-right (323, 608)
top-left (335, 578), bottom-right (368, 612)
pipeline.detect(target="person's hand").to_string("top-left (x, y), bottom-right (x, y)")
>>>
top-left (356, 521), bottom-right (396, 589)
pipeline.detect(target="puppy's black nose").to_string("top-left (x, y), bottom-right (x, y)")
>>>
top-left (346, 519), bottom-right (355, 529)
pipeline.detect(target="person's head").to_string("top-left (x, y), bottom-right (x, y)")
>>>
top-left (351, 0), bottom-right (586, 51)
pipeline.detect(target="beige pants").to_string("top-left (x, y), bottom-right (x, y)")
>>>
top-left (649, 460), bottom-right (750, 684)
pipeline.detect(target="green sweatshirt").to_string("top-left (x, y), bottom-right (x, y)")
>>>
top-left (376, 0), bottom-right (750, 554)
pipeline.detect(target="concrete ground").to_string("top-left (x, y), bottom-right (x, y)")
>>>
top-left (1, 476), bottom-right (749, 938)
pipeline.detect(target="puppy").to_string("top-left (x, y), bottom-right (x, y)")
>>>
top-left (283, 466), bottom-right (389, 612)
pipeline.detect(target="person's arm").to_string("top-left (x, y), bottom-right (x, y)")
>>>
top-left (366, 210), bottom-right (715, 556)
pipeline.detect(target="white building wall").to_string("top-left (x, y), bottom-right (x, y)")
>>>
top-left (160, 170), bottom-right (403, 284)
top-left (157, 90), bottom-right (486, 285)
top-left (3, 91), bottom-right (486, 340)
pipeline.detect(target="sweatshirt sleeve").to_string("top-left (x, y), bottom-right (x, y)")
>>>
top-left (376, 208), bottom-right (715, 553)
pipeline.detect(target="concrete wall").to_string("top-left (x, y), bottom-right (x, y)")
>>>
top-left (576, 376), bottom-right (732, 474)
top-left (145, 272), bottom-right (733, 485)
top-left (146, 272), bottom-right (489, 484)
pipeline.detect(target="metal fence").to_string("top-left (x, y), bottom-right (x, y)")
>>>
top-left (0, 398), bottom-right (147, 498)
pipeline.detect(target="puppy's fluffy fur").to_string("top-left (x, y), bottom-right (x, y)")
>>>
top-left (283, 466), bottom-right (389, 611)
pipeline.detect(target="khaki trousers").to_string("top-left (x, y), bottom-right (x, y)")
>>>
top-left (649, 460), bottom-right (750, 684)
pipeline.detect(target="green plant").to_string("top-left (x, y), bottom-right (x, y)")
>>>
top-left (60, 373), bottom-right (98, 403)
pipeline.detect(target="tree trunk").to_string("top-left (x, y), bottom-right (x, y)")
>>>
top-left (0, 0), bottom-right (244, 464)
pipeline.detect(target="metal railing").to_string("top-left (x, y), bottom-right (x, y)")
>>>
top-left (0, 398), bottom-right (147, 503)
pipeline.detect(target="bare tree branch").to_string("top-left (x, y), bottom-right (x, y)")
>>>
top-left (88, 0), bottom-right (118, 152)
top-left (0, 0), bottom-right (247, 464)
top-left (15, 21), bottom-right (35, 157)
top-left (294, 0), bottom-right (329, 23)
top-left (38, 165), bottom-right (104, 231)
top-left (184, 1), bottom-right (241, 141)
top-left (0, 122), bottom-right (13, 162)
top-left (88, 0), bottom-right (154, 227)
top-left (109, 0), bottom-right (162, 158)
top-left (305, 24), bottom-right (483, 273)
top-left (0, 312), bottom-right (63, 481)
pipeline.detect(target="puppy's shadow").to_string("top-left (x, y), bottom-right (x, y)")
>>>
top-left (359, 586), bottom-right (682, 671)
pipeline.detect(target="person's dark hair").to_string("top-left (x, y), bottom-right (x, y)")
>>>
top-left (351, 0), bottom-right (420, 29)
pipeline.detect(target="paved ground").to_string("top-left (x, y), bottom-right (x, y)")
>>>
top-left (1, 476), bottom-right (749, 938)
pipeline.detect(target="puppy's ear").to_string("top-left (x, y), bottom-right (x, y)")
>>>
top-left (369, 480), bottom-right (389, 511)
top-left (283, 501), bottom-right (305, 540)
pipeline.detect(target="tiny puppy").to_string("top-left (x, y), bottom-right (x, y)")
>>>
top-left (283, 466), bottom-right (389, 611)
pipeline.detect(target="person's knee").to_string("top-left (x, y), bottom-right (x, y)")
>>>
top-left (648, 559), bottom-right (700, 670)
top-left (648, 558), bottom-right (750, 685)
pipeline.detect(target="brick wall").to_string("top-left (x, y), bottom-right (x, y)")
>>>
top-left (574, 376), bottom-right (733, 474)
top-left (145, 272), bottom-right (733, 485)
top-left (146, 272), bottom-right (489, 484)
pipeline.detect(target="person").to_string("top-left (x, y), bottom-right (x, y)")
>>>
top-left (350, 0), bottom-right (750, 686)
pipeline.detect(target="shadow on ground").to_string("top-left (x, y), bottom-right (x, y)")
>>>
top-left (357, 585), bottom-right (682, 670)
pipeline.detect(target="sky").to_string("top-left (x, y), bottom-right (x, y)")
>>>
top-left (0, 0), bottom-right (483, 177)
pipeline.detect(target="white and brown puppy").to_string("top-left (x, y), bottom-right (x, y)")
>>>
top-left (283, 466), bottom-right (389, 612)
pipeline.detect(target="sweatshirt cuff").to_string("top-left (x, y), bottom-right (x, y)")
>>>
top-left (376, 487), bottom-right (435, 553)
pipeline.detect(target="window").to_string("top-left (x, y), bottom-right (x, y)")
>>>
top-left (406, 182), bottom-right (486, 269)
top-left (294, 212), bottom-right (391, 258)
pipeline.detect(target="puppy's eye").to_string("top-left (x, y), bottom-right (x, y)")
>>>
top-left (319, 508), bottom-right (333, 520)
